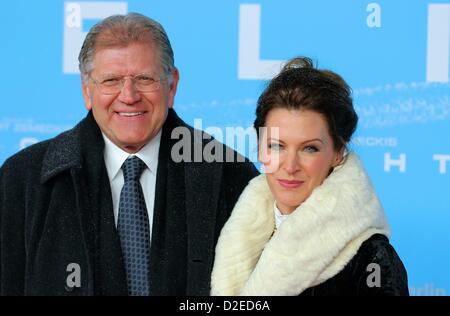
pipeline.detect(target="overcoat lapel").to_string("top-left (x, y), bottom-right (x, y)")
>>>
top-left (40, 112), bottom-right (128, 295)
top-left (149, 109), bottom-right (223, 295)
top-left (183, 120), bottom-right (223, 295)
top-left (149, 109), bottom-right (188, 295)
top-left (77, 112), bottom-right (129, 295)
top-left (184, 161), bottom-right (222, 295)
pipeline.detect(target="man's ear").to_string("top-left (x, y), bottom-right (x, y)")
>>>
top-left (81, 79), bottom-right (92, 110)
top-left (167, 68), bottom-right (180, 109)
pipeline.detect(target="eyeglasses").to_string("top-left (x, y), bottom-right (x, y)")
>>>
top-left (89, 73), bottom-right (164, 95)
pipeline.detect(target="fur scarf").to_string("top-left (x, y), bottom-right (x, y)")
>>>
top-left (211, 153), bottom-right (390, 296)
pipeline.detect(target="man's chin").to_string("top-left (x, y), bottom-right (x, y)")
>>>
top-left (108, 135), bottom-right (146, 153)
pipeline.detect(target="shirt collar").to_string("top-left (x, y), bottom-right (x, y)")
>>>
top-left (273, 200), bottom-right (290, 229)
top-left (102, 130), bottom-right (162, 181)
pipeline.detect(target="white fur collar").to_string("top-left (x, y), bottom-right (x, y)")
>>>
top-left (211, 153), bottom-right (390, 296)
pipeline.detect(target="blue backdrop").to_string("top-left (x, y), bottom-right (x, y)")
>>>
top-left (1, 0), bottom-right (449, 295)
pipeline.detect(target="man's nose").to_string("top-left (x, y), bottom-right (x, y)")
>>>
top-left (118, 78), bottom-right (141, 104)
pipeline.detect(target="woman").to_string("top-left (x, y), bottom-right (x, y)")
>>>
top-left (211, 57), bottom-right (409, 296)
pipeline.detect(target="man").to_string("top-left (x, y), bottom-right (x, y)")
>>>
top-left (0, 13), bottom-right (258, 295)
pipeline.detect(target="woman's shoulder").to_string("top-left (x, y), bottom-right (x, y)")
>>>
top-left (343, 233), bottom-right (409, 295)
top-left (355, 234), bottom-right (406, 273)
top-left (357, 234), bottom-right (399, 262)
top-left (302, 234), bottom-right (409, 296)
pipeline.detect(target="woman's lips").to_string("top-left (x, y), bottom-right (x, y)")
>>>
top-left (277, 179), bottom-right (304, 189)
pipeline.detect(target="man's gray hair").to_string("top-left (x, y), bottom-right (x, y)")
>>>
top-left (78, 12), bottom-right (175, 82)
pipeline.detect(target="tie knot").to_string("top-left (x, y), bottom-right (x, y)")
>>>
top-left (122, 156), bottom-right (146, 182)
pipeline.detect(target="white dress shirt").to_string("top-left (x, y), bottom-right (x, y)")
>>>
top-left (102, 131), bottom-right (161, 236)
top-left (274, 201), bottom-right (290, 230)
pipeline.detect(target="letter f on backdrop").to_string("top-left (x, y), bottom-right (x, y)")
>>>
top-left (63, 1), bottom-right (128, 74)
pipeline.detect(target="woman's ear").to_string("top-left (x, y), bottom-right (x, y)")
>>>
top-left (332, 147), bottom-right (345, 168)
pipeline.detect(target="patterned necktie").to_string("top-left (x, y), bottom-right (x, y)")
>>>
top-left (117, 156), bottom-right (151, 296)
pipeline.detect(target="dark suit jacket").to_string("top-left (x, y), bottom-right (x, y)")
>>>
top-left (0, 109), bottom-right (258, 295)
